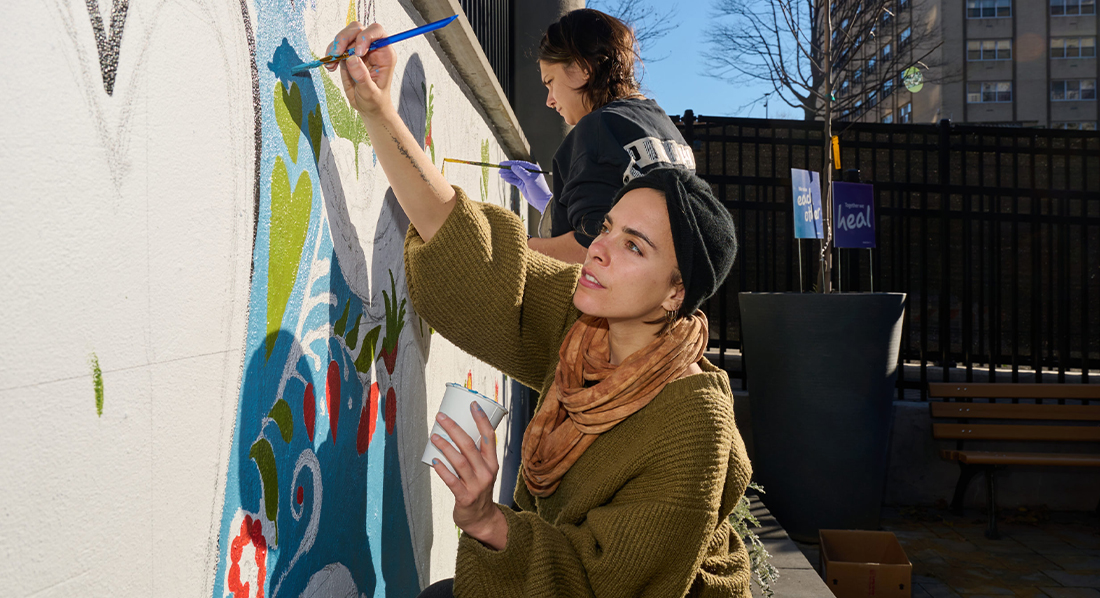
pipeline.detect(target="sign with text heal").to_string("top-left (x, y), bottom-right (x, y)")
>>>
top-left (833, 181), bottom-right (876, 248)
top-left (791, 169), bottom-right (824, 239)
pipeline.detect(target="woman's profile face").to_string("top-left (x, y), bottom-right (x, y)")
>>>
top-left (573, 187), bottom-right (684, 324)
top-left (539, 60), bottom-right (591, 126)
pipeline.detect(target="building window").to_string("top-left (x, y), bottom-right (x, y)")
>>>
top-left (1051, 0), bottom-right (1096, 15)
top-left (899, 102), bottom-right (912, 123)
top-left (867, 55), bottom-right (878, 74)
top-left (968, 0), bottom-right (1012, 18)
top-left (967, 81), bottom-right (1013, 103)
top-left (883, 77), bottom-right (896, 97)
top-left (868, 90), bottom-right (878, 107)
top-left (899, 0), bottom-right (910, 10)
top-left (854, 67), bottom-right (864, 83)
top-left (968, 39), bottom-right (1013, 60)
top-left (883, 112), bottom-right (894, 124)
top-left (1051, 79), bottom-right (1097, 100)
top-left (882, 9), bottom-right (893, 25)
top-left (1051, 37), bottom-right (1097, 58)
top-left (899, 27), bottom-right (911, 50)
top-left (882, 43), bottom-right (893, 62)
top-left (1052, 121), bottom-right (1098, 130)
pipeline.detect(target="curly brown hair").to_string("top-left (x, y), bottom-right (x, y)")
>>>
top-left (538, 8), bottom-right (641, 112)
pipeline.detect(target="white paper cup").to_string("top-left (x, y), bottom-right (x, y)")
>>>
top-left (422, 382), bottom-right (508, 475)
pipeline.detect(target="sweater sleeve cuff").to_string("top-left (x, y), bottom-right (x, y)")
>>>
top-left (457, 504), bottom-right (532, 565)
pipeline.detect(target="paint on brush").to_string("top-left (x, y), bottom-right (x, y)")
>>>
top-left (90, 353), bottom-right (104, 416)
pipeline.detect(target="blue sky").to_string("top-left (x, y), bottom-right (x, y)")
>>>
top-left (621, 0), bottom-right (784, 119)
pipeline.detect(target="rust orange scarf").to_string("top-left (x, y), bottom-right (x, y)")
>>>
top-left (521, 311), bottom-right (709, 497)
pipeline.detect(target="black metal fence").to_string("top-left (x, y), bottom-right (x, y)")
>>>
top-left (674, 112), bottom-right (1100, 399)
top-left (458, 0), bottom-right (514, 100)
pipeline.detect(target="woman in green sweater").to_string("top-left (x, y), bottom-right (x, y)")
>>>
top-left (328, 20), bottom-right (752, 598)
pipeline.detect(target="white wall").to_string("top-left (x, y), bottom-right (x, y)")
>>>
top-left (0, 1), bottom-right (520, 596)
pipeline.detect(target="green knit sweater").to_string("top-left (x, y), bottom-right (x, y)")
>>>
top-left (404, 188), bottom-right (753, 598)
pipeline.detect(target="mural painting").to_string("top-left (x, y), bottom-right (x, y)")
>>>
top-left (213, 2), bottom-right (512, 597)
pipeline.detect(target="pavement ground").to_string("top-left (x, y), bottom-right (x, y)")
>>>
top-left (792, 505), bottom-right (1100, 598)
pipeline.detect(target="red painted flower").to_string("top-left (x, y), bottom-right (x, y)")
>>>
top-left (303, 383), bottom-right (316, 443)
top-left (357, 382), bottom-right (379, 455)
top-left (385, 387), bottom-right (396, 435)
top-left (227, 513), bottom-right (267, 598)
top-left (326, 360), bottom-right (341, 439)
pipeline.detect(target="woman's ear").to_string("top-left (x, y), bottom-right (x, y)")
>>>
top-left (660, 279), bottom-right (686, 314)
top-left (573, 59), bottom-right (592, 84)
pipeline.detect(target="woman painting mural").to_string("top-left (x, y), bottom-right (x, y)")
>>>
top-left (326, 17), bottom-right (750, 598)
top-left (502, 9), bottom-right (696, 264)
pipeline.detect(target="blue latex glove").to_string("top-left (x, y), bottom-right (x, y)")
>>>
top-left (499, 160), bottom-right (552, 213)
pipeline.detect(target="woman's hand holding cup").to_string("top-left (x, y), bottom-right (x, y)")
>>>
top-left (328, 21), bottom-right (397, 116)
top-left (430, 402), bottom-right (508, 549)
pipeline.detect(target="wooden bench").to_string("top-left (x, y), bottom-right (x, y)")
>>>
top-left (928, 382), bottom-right (1100, 539)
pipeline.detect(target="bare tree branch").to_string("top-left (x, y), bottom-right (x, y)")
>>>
top-left (704, 0), bottom-right (956, 121)
top-left (701, 0), bottom-right (962, 290)
top-left (587, 0), bottom-right (680, 62)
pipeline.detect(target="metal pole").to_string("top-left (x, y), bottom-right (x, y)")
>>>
top-left (869, 249), bottom-right (874, 292)
top-left (799, 241), bottom-right (804, 293)
top-left (819, 239), bottom-right (826, 292)
top-left (838, 248), bottom-right (843, 293)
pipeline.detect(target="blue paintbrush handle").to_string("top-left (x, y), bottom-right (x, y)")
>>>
top-left (290, 14), bottom-right (458, 74)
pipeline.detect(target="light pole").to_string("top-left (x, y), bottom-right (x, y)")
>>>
top-left (763, 92), bottom-right (771, 119)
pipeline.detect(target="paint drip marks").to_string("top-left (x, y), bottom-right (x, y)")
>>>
top-left (84, 0), bottom-right (129, 96)
top-left (90, 353), bottom-right (104, 416)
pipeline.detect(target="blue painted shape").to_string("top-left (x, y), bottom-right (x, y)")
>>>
top-left (214, 2), bottom-right (421, 597)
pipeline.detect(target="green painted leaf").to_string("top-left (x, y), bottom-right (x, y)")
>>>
top-left (354, 325), bottom-right (382, 374)
top-left (424, 82), bottom-right (436, 163)
top-left (249, 438), bottom-right (280, 543)
top-left (346, 313), bottom-right (362, 350)
top-left (334, 300), bottom-right (350, 337)
top-left (480, 139), bottom-right (490, 202)
top-left (90, 353), bottom-right (104, 417)
top-left (381, 270), bottom-right (406, 353)
top-left (318, 67), bottom-right (370, 174)
top-left (308, 107), bottom-right (323, 162)
top-left (265, 157), bottom-right (312, 359)
top-left (274, 81), bottom-right (303, 163)
top-left (267, 399), bottom-right (293, 443)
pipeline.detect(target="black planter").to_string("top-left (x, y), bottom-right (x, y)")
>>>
top-left (739, 292), bottom-right (906, 542)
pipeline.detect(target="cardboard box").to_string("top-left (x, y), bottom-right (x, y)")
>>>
top-left (819, 530), bottom-right (913, 598)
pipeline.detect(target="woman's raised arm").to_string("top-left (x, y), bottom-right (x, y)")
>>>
top-left (329, 21), bottom-right (456, 241)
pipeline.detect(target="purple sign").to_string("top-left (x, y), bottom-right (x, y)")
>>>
top-left (833, 182), bottom-right (876, 248)
top-left (791, 169), bottom-right (824, 239)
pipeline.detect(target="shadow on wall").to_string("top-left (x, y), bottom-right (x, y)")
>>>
top-left (230, 330), bottom-right (377, 598)
top-left (373, 51), bottom-right (432, 597)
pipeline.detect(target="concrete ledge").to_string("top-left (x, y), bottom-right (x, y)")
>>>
top-left (747, 490), bottom-right (833, 598)
top-left (408, 0), bottom-right (531, 160)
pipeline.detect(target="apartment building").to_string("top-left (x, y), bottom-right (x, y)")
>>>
top-left (834, 0), bottom-right (1098, 129)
